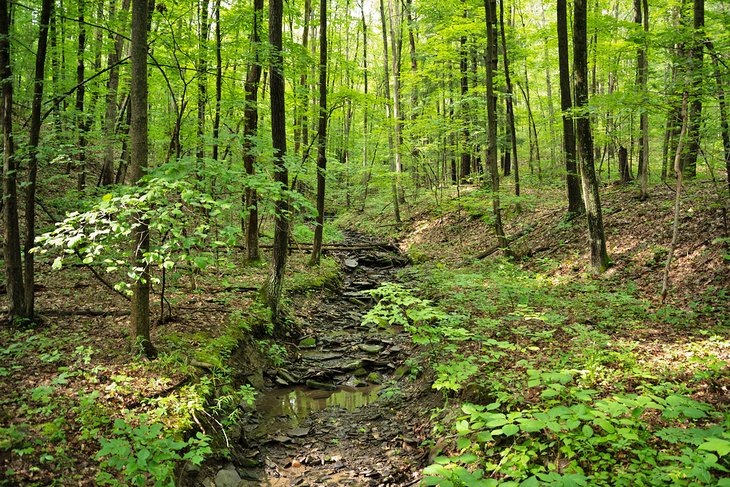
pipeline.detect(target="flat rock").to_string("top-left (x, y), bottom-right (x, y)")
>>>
top-left (288, 427), bottom-right (311, 437)
top-left (344, 258), bottom-right (359, 269)
top-left (358, 344), bottom-right (383, 354)
top-left (214, 468), bottom-right (241, 487)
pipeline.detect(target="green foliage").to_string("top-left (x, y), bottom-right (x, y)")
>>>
top-left (95, 417), bottom-right (211, 486)
top-left (427, 383), bottom-right (729, 486)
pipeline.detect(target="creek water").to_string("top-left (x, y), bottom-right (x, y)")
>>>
top-left (186, 233), bottom-right (417, 486)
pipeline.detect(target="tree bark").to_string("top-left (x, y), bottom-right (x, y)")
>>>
top-left (22, 0), bottom-right (54, 320)
top-left (557, 0), bottom-right (584, 216)
top-left (484, 0), bottom-right (510, 256)
top-left (212, 0), bottom-right (222, 162)
top-left (636, 0), bottom-right (649, 200)
top-left (76, 0), bottom-right (88, 191)
top-left (100, 0), bottom-right (130, 186)
top-left (243, 0), bottom-right (263, 263)
top-left (309, 0), bottom-right (328, 266)
top-left (264, 0), bottom-right (290, 327)
top-left (197, 0), bottom-right (209, 165)
top-left (681, 0), bottom-right (704, 178)
top-left (459, 2), bottom-right (470, 182)
top-left (129, 0), bottom-right (156, 358)
top-left (499, 0), bottom-right (519, 196)
top-left (574, 0), bottom-right (609, 273)
top-left (388, 0), bottom-right (405, 204)
top-left (707, 42), bottom-right (730, 195)
top-left (1, 0), bottom-right (25, 322)
top-left (379, 0), bottom-right (401, 223)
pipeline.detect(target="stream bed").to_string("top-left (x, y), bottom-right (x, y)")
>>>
top-left (186, 232), bottom-right (431, 487)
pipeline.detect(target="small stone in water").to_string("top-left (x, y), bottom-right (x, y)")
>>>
top-left (358, 344), bottom-right (383, 354)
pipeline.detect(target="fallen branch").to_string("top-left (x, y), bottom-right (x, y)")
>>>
top-left (468, 227), bottom-right (533, 261)
top-left (39, 308), bottom-right (130, 317)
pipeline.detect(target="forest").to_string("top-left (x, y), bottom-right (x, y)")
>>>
top-left (1, 0), bottom-right (729, 484)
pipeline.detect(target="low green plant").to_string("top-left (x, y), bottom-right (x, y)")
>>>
top-left (95, 417), bottom-right (211, 487)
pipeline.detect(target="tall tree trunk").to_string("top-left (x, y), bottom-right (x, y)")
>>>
top-left (484, 0), bottom-right (510, 255)
top-left (379, 0), bottom-right (400, 223)
top-left (212, 0), bottom-right (222, 162)
top-left (360, 3), bottom-right (368, 182)
top-left (1, 0), bottom-right (25, 322)
top-left (459, 2), bottom-right (471, 182)
top-left (557, 0), bottom-right (584, 216)
top-left (388, 0), bottom-right (405, 204)
top-left (309, 0), bottom-right (328, 266)
top-left (574, 0), bottom-right (609, 273)
top-left (76, 0), bottom-right (88, 191)
top-left (197, 0), bottom-right (209, 165)
top-left (405, 0), bottom-right (420, 185)
top-left (294, 0), bottom-right (311, 157)
top-left (101, 0), bottom-right (130, 186)
top-left (243, 0), bottom-right (263, 263)
top-left (22, 0), bottom-right (53, 320)
top-left (708, 42), bottom-right (730, 195)
top-left (636, 0), bottom-right (649, 199)
top-left (129, 0), bottom-right (156, 358)
top-left (264, 0), bottom-right (290, 327)
top-left (499, 0), bottom-right (519, 196)
top-left (681, 0), bottom-right (703, 178)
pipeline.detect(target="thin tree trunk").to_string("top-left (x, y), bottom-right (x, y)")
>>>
top-left (294, 0), bottom-right (311, 158)
top-left (243, 0), bottom-right (263, 263)
top-left (197, 0), bottom-right (209, 165)
top-left (707, 42), bottom-right (730, 195)
top-left (264, 0), bottom-right (290, 327)
top-left (101, 0), bottom-right (130, 186)
top-left (379, 0), bottom-right (400, 223)
top-left (500, 0), bottom-right (519, 196)
top-left (459, 1), bottom-right (470, 182)
top-left (309, 0), bottom-right (328, 266)
top-left (661, 93), bottom-right (689, 302)
top-left (574, 0), bottom-right (609, 273)
top-left (484, 0), bottom-right (510, 256)
top-left (23, 0), bottom-right (53, 320)
top-left (129, 0), bottom-right (156, 358)
top-left (388, 0), bottom-right (405, 204)
top-left (1, 0), bottom-right (25, 321)
top-left (76, 0), bottom-right (88, 191)
top-left (636, 0), bottom-right (649, 200)
top-left (557, 0), bottom-right (583, 216)
top-left (681, 0), bottom-right (703, 178)
top-left (212, 0), bottom-right (222, 162)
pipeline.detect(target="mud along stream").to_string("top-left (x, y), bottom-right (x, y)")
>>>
top-left (183, 233), bottom-right (433, 487)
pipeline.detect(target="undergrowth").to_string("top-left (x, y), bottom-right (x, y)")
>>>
top-left (364, 254), bottom-right (729, 486)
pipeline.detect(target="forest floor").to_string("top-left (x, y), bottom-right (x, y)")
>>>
top-left (1, 179), bottom-right (729, 485)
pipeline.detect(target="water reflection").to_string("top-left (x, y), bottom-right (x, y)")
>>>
top-left (257, 385), bottom-right (382, 428)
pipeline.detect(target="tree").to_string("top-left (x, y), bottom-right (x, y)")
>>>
top-left (263, 0), bottom-right (290, 327)
top-left (310, 0), bottom-right (328, 266)
top-left (1, 0), bottom-right (24, 323)
top-left (635, 0), bottom-right (649, 200)
top-left (129, 0), bottom-right (156, 358)
top-left (557, 0), bottom-right (583, 217)
top-left (23, 0), bottom-right (54, 320)
top-left (379, 0), bottom-right (401, 223)
top-left (499, 0), bottom-right (519, 196)
top-left (484, 0), bottom-right (510, 256)
top-left (243, 0), bottom-right (264, 263)
top-left (574, 0), bottom-right (609, 273)
top-left (681, 0), bottom-right (704, 178)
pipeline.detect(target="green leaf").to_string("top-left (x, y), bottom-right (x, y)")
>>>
top-left (503, 424), bottom-right (520, 436)
top-left (52, 257), bottom-right (63, 270)
top-left (520, 419), bottom-right (545, 433)
top-left (699, 438), bottom-right (730, 457)
top-left (582, 425), bottom-right (594, 438)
